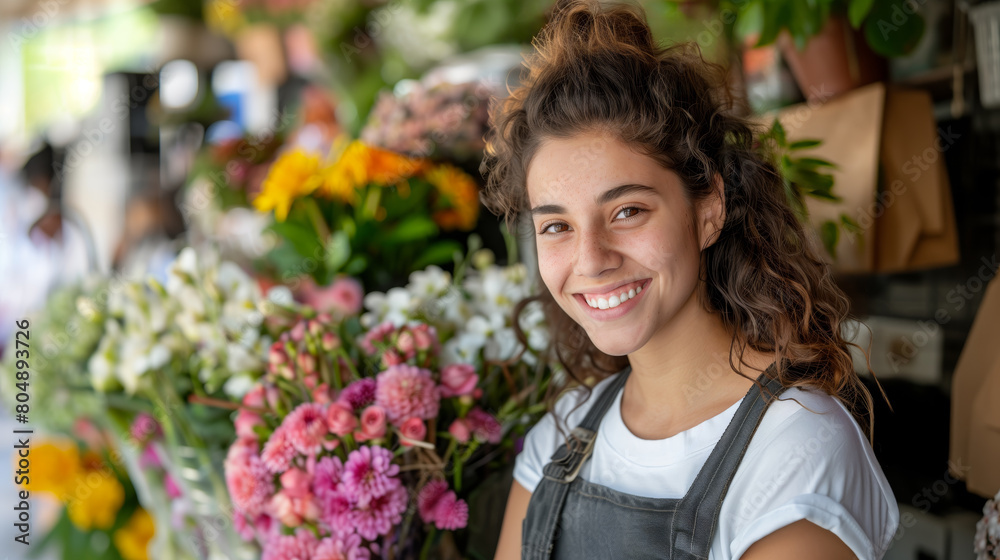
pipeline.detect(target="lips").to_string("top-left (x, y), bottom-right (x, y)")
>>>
top-left (577, 279), bottom-right (648, 301)
top-left (572, 279), bottom-right (650, 320)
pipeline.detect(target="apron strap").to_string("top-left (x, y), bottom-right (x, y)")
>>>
top-left (521, 366), bottom-right (631, 559)
top-left (671, 361), bottom-right (789, 559)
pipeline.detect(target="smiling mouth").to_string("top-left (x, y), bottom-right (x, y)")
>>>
top-left (577, 279), bottom-right (649, 310)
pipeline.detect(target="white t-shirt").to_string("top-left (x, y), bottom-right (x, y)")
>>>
top-left (514, 373), bottom-right (900, 560)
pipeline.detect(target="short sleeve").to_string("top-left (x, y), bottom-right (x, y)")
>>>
top-left (721, 389), bottom-right (899, 560)
top-left (513, 411), bottom-right (558, 493)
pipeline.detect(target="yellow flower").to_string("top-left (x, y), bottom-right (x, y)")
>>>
top-left (203, 0), bottom-right (245, 37)
top-left (19, 440), bottom-right (80, 500)
top-left (423, 164), bottom-right (480, 231)
top-left (66, 468), bottom-right (125, 531)
top-left (253, 150), bottom-right (325, 221)
top-left (318, 141), bottom-right (428, 203)
top-left (114, 508), bottom-right (155, 560)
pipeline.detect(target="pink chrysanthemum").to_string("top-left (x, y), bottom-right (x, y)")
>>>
top-left (263, 528), bottom-right (318, 560)
top-left (338, 378), bottom-right (377, 411)
top-left (350, 483), bottom-right (408, 541)
top-left (225, 446), bottom-right (273, 517)
top-left (314, 534), bottom-right (370, 560)
top-left (417, 479), bottom-right (450, 523)
top-left (260, 426), bottom-right (296, 473)
top-left (375, 364), bottom-right (440, 425)
top-left (319, 489), bottom-right (354, 533)
top-left (283, 402), bottom-right (329, 455)
top-left (313, 456), bottom-right (344, 499)
top-left (341, 446), bottom-right (400, 506)
top-left (233, 512), bottom-right (255, 542)
top-left (432, 492), bottom-right (469, 531)
top-left (359, 321), bottom-right (396, 355)
top-left (466, 408), bottom-right (502, 444)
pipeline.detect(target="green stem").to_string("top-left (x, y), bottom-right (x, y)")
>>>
top-left (302, 197), bottom-right (331, 245)
top-left (418, 526), bottom-right (438, 560)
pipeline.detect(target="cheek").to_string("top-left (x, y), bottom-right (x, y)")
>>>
top-left (535, 244), bottom-right (567, 289)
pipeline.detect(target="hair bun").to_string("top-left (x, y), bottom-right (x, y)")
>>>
top-left (536, 0), bottom-right (659, 68)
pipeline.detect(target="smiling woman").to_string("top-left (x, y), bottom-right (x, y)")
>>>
top-left (478, 1), bottom-right (898, 559)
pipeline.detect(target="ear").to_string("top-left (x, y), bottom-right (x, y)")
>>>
top-left (697, 173), bottom-right (726, 251)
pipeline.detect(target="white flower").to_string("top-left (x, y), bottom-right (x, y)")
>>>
top-left (363, 287), bottom-right (414, 327)
top-left (408, 265), bottom-right (452, 301)
top-left (226, 342), bottom-right (261, 373)
top-left (215, 261), bottom-right (259, 303)
top-left (441, 331), bottom-right (486, 366)
top-left (89, 320), bottom-right (122, 392)
top-left (484, 326), bottom-right (521, 362)
top-left (167, 247), bottom-right (199, 293)
top-left (223, 374), bottom-right (255, 399)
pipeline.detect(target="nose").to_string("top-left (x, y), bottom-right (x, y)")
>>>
top-left (573, 226), bottom-right (623, 278)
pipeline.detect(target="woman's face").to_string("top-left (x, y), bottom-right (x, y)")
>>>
top-left (525, 131), bottom-right (722, 357)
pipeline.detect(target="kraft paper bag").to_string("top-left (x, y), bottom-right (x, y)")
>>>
top-left (774, 82), bottom-right (960, 273)
top-left (950, 275), bottom-right (1000, 498)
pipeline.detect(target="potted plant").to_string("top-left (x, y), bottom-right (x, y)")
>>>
top-left (723, 0), bottom-right (925, 100)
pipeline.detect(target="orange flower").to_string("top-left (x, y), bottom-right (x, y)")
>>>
top-left (318, 141), bottom-right (428, 203)
top-left (423, 163), bottom-right (480, 231)
top-left (114, 508), bottom-right (155, 560)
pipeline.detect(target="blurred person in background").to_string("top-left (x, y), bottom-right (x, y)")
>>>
top-left (0, 140), bottom-right (91, 359)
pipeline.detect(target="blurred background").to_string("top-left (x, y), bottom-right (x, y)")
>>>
top-left (1, 0), bottom-right (1000, 559)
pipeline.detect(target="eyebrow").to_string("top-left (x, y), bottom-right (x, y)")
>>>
top-left (529, 183), bottom-right (658, 217)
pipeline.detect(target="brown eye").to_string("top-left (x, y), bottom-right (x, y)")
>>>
top-left (539, 222), bottom-right (569, 235)
top-left (615, 206), bottom-right (644, 221)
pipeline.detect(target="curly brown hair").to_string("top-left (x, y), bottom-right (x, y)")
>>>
top-left (479, 0), bottom-right (880, 439)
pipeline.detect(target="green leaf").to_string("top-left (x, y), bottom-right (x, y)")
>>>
top-left (840, 213), bottom-right (862, 234)
top-left (849, 0), bottom-right (875, 28)
top-left (412, 240), bottom-right (464, 270)
top-left (819, 220), bottom-right (839, 257)
top-left (383, 215), bottom-right (439, 244)
top-left (324, 230), bottom-right (351, 272)
top-left (789, 139), bottom-right (822, 150)
top-left (795, 157), bottom-right (837, 169)
top-left (805, 188), bottom-right (842, 202)
top-left (343, 254), bottom-right (368, 275)
top-left (734, 0), bottom-right (764, 41)
top-left (267, 221), bottom-right (322, 259)
top-left (863, 0), bottom-right (925, 57)
top-left (770, 118), bottom-right (788, 146)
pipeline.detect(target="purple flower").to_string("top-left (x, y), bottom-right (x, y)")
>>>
top-left (338, 378), bottom-right (377, 412)
top-left (341, 446), bottom-right (400, 506)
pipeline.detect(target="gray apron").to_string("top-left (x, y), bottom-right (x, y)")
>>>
top-left (521, 361), bottom-right (787, 559)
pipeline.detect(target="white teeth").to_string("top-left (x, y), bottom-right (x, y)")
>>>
top-left (584, 283), bottom-right (645, 309)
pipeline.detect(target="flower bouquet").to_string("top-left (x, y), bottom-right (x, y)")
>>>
top-left (977, 487), bottom-right (1000, 559)
top-left (225, 252), bottom-right (551, 559)
top-left (252, 138), bottom-right (481, 293)
top-left (83, 246), bottom-right (298, 559)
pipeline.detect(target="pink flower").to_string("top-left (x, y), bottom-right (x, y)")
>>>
top-left (327, 403), bottom-right (358, 436)
top-left (375, 365), bottom-right (440, 425)
top-left (439, 363), bottom-right (478, 397)
top-left (315, 534), bottom-right (370, 560)
top-left (282, 402), bottom-right (329, 455)
top-left (233, 512), bottom-right (255, 542)
top-left (225, 447), bottom-right (273, 516)
top-left (165, 474), bottom-right (182, 499)
top-left (321, 332), bottom-right (341, 351)
top-left (432, 492), bottom-right (468, 530)
top-left (381, 349), bottom-right (405, 367)
top-left (139, 446), bottom-right (162, 469)
top-left (313, 383), bottom-right (334, 404)
top-left (448, 419), bottom-right (471, 443)
top-left (411, 324), bottom-right (437, 352)
top-left (417, 479), bottom-right (450, 523)
top-left (269, 489), bottom-right (320, 527)
top-left (359, 321), bottom-right (396, 355)
top-left (398, 417), bottom-right (426, 446)
top-left (300, 276), bottom-right (364, 315)
top-left (261, 427), bottom-right (296, 473)
top-left (338, 378), bottom-right (376, 411)
top-left (313, 456), bottom-right (344, 499)
top-left (296, 352), bottom-right (318, 376)
top-left (341, 446), bottom-right (400, 506)
top-left (466, 408), bottom-right (502, 444)
top-left (244, 384), bottom-right (266, 408)
top-left (355, 405), bottom-right (387, 442)
top-left (396, 330), bottom-right (415, 355)
top-left (235, 409), bottom-right (264, 440)
top-left (279, 467), bottom-right (312, 499)
top-left (130, 413), bottom-right (161, 446)
top-left (349, 483), bottom-right (408, 540)
top-left (263, 528), bottom-right (318, 560)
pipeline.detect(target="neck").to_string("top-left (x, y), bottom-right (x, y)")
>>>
top-left (622, 288), bottom-right (773, 436)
